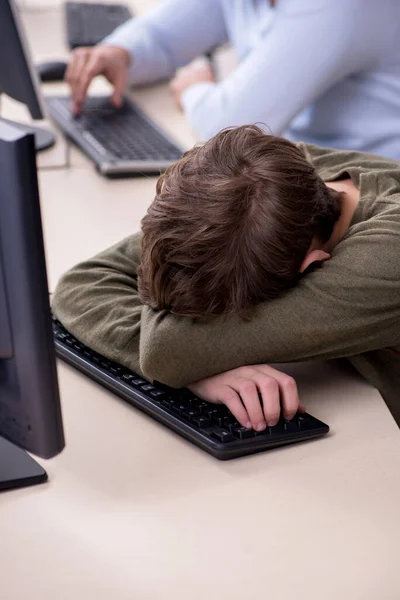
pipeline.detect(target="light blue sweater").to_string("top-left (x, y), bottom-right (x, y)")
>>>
top-left (104, 0), bottom-right (400, 158)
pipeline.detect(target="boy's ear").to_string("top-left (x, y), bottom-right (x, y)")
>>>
top-left (299, 249), bottom-right (331, 273)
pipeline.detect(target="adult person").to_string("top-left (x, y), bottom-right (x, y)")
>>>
top-left (66, 0), bottom-right (400, 158)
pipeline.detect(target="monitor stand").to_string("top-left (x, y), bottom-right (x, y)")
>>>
top-left (0, 117), bottom-right (55, 152)
top-left (0, 436), bottom-right (48, 492)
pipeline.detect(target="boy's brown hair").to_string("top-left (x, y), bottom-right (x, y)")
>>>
top-left (138, 125), bottom-right (340, 318)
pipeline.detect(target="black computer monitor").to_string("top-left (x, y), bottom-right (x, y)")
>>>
top-left (0, 122), bottom-right (64, 492)
top-left (0, 0), bottom-right (55, 151)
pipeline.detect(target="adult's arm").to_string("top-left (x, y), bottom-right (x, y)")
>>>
top-left (102, 0), bottom-right (228, 85)
top-left (180, 0), bottom-right (377, 139)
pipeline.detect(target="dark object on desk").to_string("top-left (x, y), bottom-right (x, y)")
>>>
top-left (53, 318), bottom-right (329, 460)
top-left (0, 0), bottom-right (55, 151)
top-left (65, 1), bottom-right (133, 49)
top-left (37, 60), bottom-right (68, 83)
top-left (45, 95), bottom-right (185, 177)
top-left (0, 123), bottom-right (65, 492)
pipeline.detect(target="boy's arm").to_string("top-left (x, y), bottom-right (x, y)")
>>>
top-left (52, 233), bottom-right (146, 376)
top-left (52, 233), bottom-right (303, 429)
top-left (53, 224), bottom-right (400, 390)
top-left (140, 228), bottom-right (400, 387)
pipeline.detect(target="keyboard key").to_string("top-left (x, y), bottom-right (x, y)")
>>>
top-left (110, 366), bottom-right (122, 376)
top-left (233, 427), bottom-right (255, 440)
top-left (268, 423), bottom-right (285, 435)
top-left (196, 401), bottom-right (210, 413)
top-left (211, 428), bottom-right (235, 443)
top-left (222, 415), bottom-right (238, 429)
top-left (182, 409), bottom-right (201, 421)
top-left (297, 414), bottom-right (312, 429)
top-left (205, 408), bottom-right (220, 419)
top-left (192, 416), bottom-right (212, 429)
top-left (56, 332), bottom-right (68, 341)
top-left (131, 378), bottom-right (146, 387)
top-left (255, 427), bottom-right (271, 437)
top-left (284, 420), bottom-right (298, 433)
top-left (150, 390), bottom-right (166, 399)
top-left (141, 384), bottom-right (155, 392)
top-left (171, 404), bottom-right (185, 416)
top-left (212, 410), bottom-right (231, 426)
top-left (121, 374), bottom-right (134, 383)
top-left (161, 398), bottom-right (174, 410)
top-left (177, 401), bottom-right (191, 412)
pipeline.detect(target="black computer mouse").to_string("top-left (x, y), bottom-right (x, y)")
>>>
top-left (37, 60), bottom-right (68, 83)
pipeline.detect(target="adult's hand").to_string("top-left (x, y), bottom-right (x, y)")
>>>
top-left (169, 62), bottom-right (215, 110)
top-left (65, 45), bottom-right (131, 114)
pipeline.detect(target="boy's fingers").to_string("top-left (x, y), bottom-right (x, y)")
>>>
top-left (252, 365), bottom-right (303, 420)
top-left (219, 388), bottom-right (250, 428)
top-left (277, 375), bottom-right (300, 420)
top-left (235, 378), bottom-right (266, 430)
top-left (256, 376), bottom-right (281, 426)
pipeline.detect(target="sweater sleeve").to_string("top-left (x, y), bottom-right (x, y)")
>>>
top-left (52, 233), bottom-right (147, 377)
top-left (180, 0), bottom-right (372, 140)
top-left (53, 217), bottom-right (400, 390)
top-left (139, 217), bottom-right (400, 387)
top-left (102, 0), bottom-right (227, 86)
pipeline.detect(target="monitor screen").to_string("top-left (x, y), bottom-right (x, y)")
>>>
top-left (0, 0), bottom-right (45, 120)
top-left (0, 121), bottom-right (64, 490)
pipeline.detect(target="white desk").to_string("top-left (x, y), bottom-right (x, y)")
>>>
top-left (1, 4), bottom-right (400, 600)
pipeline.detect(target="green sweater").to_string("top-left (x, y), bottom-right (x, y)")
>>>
top-left (52, 144), bottom-right (400, 426)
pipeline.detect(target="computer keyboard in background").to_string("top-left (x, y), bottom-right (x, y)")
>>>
top-left (52, 318), bottom-right (329, 459)
top-left (65, 2), bottom-right (133, 49)
top-left (45, 95), bottom-right (184, 176)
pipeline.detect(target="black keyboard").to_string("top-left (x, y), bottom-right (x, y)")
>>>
top-left (65, 2), bottom-right (133, 49)
top-left (45, 95), bottom-right (184, 176)
top-left (52, 318), bottom-right (329, 459)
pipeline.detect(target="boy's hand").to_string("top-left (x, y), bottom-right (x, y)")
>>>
top-left (170, 62), bottom-right (215, 110)
top-left (188, 365), bottom-right (305, 431)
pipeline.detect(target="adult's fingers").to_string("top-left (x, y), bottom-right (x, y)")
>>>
top-left (65, 48), bottom-right (90, 86)
top-left (111, 68), bottom-right (128, 108)
top-left (66, 48), bottom-right (91, 110)
top-left (73, 52), bottom-right (103, 113)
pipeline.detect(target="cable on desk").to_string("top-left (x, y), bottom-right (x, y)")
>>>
top-left (38, 138), bottom-right (72, 171)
